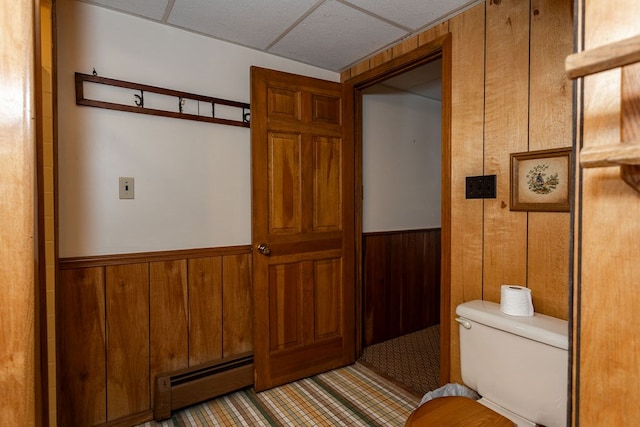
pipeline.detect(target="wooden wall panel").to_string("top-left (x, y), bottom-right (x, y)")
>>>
top-left (58, 248), bottom-right (251, 425)
top-left (58, 267), bottom-right (106, 427)
top-left (150, 260), bottom-right (189, 401)
top-left (363, 234), bottom-right (390, 345)
top-left (188, 257), bottom-right (223, 366)
top-left (105, 263), bottom-right (150, 420)
top-left (448, 4), bottom-right (486, 383)
top-left (576, 1), bottom-right (640, 425)
top-left (223, 254), bottom-right (253, 356)
top-left (0, 1), bottom-right (36, 424)
top-left (483, 0), bottom-right (530, 303)
top-left (362, 229), bottom-right (441, 346)
top-left (527, 0), bottom-right (573, 320)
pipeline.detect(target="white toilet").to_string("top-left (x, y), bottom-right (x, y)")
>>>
top-left (406, 299), bottom-right (569, 427)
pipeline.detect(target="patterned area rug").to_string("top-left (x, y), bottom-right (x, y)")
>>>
top-left (358, 325), bottom-right (440, 396)
top-left (138, 363), bottom-right (419, 427)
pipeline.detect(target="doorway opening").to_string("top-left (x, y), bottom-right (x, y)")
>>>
top-left (357, 59), bottom-right (443, 396)
top-left (347, 37), bottom-right (451, 398)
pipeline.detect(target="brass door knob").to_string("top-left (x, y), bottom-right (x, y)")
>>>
top-left (257, 243), bottom-right (271, 256)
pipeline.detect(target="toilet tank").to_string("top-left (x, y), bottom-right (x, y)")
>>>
top-left (456, 300), bottom-right (568, 427)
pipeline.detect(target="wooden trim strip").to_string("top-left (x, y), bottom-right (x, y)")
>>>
top-left (59, 245), bottom-right (252, 269)
top-left (580, 141), bottom-right (640, 168)
top-left (362, 227), bottom-right (441, 237)
top-left (565, 34), bottom-right (640, 79)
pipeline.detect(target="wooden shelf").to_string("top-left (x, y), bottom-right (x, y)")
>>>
top-left (565, 34), bottom-right (640, 78)
top-left (567, 36), bottom-right (640, 193)
top-left (580, 141), bottom-right (640, 168)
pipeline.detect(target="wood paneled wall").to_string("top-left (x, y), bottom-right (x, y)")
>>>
top-left (57, 246), bottom-right (252, 426)
top-left (363, 229), bottom-right (441, 346)
top-left (574, 0), bottom-right (640, 424)
top-left (342, 0), bottom-right (573, 383)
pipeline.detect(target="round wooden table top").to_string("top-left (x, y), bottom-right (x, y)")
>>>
top-left (405, 396), bottom-right (516, 427)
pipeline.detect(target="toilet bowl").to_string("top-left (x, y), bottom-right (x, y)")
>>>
top-left (405, 300), bottom-right (569, 427)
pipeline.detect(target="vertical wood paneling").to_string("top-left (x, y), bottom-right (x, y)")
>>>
top-left (0, 1), bottom-right (36, 424)
top-left (483, 0), bottom-right (530, 303)
top-left (188, 257), bottom-right (223, 366)
top-left (362, 230), bottom-right (441, 346)
top-left (363, 235), bottom-right (390, 345)
top-left (577, 1), bottom-right (640, 425)
top-left (418, 22), bottom-right (449, 46)
top-left (150, 260), bottom-right (188, 400)
top-left (449, 4), bottom-right (486, 383)
top-left (105, 263), bottom-right (150, 420)
top-left (223, 254), bottom-right (253, 356)
top-left (57, 247), bottom-right (252, 424)
top-left (58, 267), bottom-right (106, 427)
top-left (527, 0), bottom-right (573, 320)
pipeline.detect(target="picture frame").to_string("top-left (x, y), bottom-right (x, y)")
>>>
top-left (510, 147), bottom-right (572, 212)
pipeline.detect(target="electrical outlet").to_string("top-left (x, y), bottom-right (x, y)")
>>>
top-left (119, 177), bottom-right (134, 199)
top-left (465, 175), bottom-right (496, 199)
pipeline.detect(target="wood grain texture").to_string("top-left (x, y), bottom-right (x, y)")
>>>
top-left (419, 22), bottom-right (449, 46)
top-left (150, 260), bottom-right (188, 402)
top-left (527, 0), bottom-right (573, 321)
top-left (566, 33), bottom-right (640, 79)
top-left (188, 257), bottom-right (223, 366)
top-left (223, 254), bottom-right (253, 357)
top-left (448, 3), bottom-right (485, 383)
top-left (483, 0), bottom-right (529, 303)
top-left (577, 1), bottom-right (640, 424)
top-left (0, 0), bottom-right (36, 424)
top-left (58, 268), bottom-right (106, 426)
top-left (56, 247), bottom-right (252, 424)
top-left (362, 230), bottom-right (441, 346)
top-left (106, 263), bottom-right (150, 420)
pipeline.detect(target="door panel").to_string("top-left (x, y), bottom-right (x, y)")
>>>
top-left (251, 66), bottom-right (354, 391)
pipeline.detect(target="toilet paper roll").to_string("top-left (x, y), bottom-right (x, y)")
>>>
top-left (500, 285), bottom-right (534, 316)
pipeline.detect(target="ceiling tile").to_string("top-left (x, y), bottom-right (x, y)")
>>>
top-left (83, 0), bottom-right (169, 21)
top-left (167, 0), bottom-right (318, 50)
top-left (269, 0), bottom-right (407, 71)
top-left (346, 0), bottom-right (478, 31)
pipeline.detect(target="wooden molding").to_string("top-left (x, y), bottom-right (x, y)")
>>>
top-left (59, 245), bottom-right (252, 269)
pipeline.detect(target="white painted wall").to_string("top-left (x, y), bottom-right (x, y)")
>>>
top-left (362, 85), bottom-right (441, 232)
top-left (57, 0), bottom-right (338, 257)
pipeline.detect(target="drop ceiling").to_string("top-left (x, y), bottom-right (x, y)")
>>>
top-left (77, 0), bottom-right (481, 72)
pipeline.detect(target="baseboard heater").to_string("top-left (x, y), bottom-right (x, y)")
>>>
top-left (154, 351), bottom-right (254, 420)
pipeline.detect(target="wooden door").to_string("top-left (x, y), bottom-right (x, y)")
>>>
top-left (250, 66), bottom-right (355, 391)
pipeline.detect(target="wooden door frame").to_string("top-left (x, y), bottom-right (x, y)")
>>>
top-left (344, 34), bottom-right (452, 385)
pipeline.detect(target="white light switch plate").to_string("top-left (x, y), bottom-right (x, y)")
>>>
top-left (119, 177), bottom-right (134, 199)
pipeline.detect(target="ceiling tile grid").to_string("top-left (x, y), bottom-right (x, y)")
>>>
top-left (269, 0), bottom-right (408, 71)
top-left (77, 0), bottom-right (483, 71)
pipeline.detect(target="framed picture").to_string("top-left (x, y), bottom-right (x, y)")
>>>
top-left (510, 147), bottom-right (572, 212)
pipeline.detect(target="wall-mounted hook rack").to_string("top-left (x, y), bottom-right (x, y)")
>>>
top-left (75, 72), bottom-right (250, 128)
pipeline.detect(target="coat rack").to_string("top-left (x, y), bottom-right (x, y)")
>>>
top-left (75, 71), bottom-right (250, 128)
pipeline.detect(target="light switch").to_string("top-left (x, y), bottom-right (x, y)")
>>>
top-left (119, 177), bottom-right (134, 199)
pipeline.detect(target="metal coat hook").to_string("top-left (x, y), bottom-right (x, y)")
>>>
top-left (243, 108), bottom-right (250, 124)
top-left (134, 90), bottom-right (144, 107)
top-left (179, 97), bottom-right (185, 113)
top-left (92, 68), bottom-right (97, 76)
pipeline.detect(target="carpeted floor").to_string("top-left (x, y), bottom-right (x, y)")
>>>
top-left (357, 325), bottom-right (440, 397)
top-left (138, 363), bottom-right (419, 426)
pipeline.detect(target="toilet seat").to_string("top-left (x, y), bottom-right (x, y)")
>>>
top-left (405, 396), bottom-right (516, 427)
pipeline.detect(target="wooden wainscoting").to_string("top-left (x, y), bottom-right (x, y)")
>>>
top-left (363, 229), bottom-right (441, 347)
top-left (57, 246), bottom-right (252, 427)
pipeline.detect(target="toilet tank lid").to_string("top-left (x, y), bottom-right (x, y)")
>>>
top-left (456, 300), bottom-right (568, 350)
